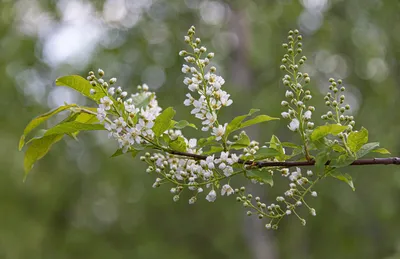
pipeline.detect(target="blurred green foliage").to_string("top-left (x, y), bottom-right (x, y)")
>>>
top-left (2, 0), bottom-right (400, 258)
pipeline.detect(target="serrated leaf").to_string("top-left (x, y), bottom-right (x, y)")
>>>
top-left (310, 124), bottom-right (348, 141)
top-left (153, 107), bottom-right (176, 137)
top-left (132, 92), bottom-right (153, 109)
top-left (330, 170), bottom-right (355, 191)
top-left (356, 142), bottom-right (380, 158)
top-left (174, 120), bottom-right (198, 130)
top-left (23, 134), bottom-right (64, 180)
top-left (19, 104), bottom-right (77, 150)
top-left (169, 136), bottom-right (187, 152)
top-left (254, 148), bottom-right (282, 160)
top-left (347, 127), bottom-right (368, 153)
top-left (330, 154), bottom-right (355, 168)
top-left (281, 142), bottom-right (302, 149)
top-left (197, 136), bottom-right (217, 148)
top-left (203, 146), bottom-right (224, 155)
top-left (225, 109), bottom-right (260, 137)
top-left (238, 115), bottom-right (279, 130)
top-left (372, 148), bottom-right (391, 154)
top-left (56, 75), bottom-right (105, 102)
top-left (245, 167), bottom-right (273, 186)
top-left (44, 121), bottom-right (104, 136)
top-left (315, 150), bottom-right (330, 172)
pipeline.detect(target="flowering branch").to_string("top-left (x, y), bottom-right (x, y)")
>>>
top-left (19, 26), bottom-right (396, 230)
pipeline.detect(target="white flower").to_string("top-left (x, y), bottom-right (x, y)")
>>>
top-left (288, 118), bottom-right (300, 131)
top-left (307, 170), bottom-right (313, 176)
top-left (90, 89), bottom-right (96, 95)
top-left (281, 112), bottom-right (290, 118)
top-left (310, 208), bottom-right (316, 216)
top-left (181, 64), bottom-right (191, 73)
top-left (311, 191), bottom-right (317, 197)
top-left (203, 112), bottom-right (217, 125)
top-left (99, 96), bottom-right (113, 111)
top-left (206, 190), bottom-right (217, 202)
top-left (96, 107), bottom-right (106, 122)
top-left (221, 184), bottom-right (234, 196)
top-left (285, 90), bottom-right (293, 98)
top-left (188, 138), bottom-right (197, 149)
top-left (108, 87), bottom-right (115, 95)
top-left (286, 210), bottom-right (292, 215)
top-left (212, 123), bottom-right (227, 140)
top-left (304, 110), bottom-right (312, 120)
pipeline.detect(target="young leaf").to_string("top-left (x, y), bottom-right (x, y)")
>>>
top-left (269, 135), bottom-right (286, 161)
top-left (310, 124), bottom-right (348, 141)
top-left (19, 104), bottom-right (77, 150)
top-left (169, 136), bottom-right (187, 152)
top-left (197, 136), bottom-right (217, 148)
top-left (372, 148), bottom-right (391, 154)
top-left (225, 109), bottom-right (260, 137)
top-left (153, 107), bottom-right (176, 137)
top-left (203, 146), bottom-right (224, 155)
top-left (132, 92), bottom-right (154, 109)
top-left (44, 121), bottom-right (105, 136)
top-left (254, 148), bottom-right (282, 160)
top-left (347, 127), bottom-right (368, 153)
top-left (330, 154), bottom-right (355, 168)
top-left (174, 120), bottom-right (198, 130)
top-left (330, 170), bottom-right (355, 191)
top-left (315, 150), bottom-right (330, 172)
top-left (355, 142), bottom-right (380, 158)
top-left (56, 75), bottom-right (105, 102)
top-left (238, 115), bottom-right (279, 130)
top-left (245, 167), bottom-right (273, 186)
top-left (23, 134), bottom-right (64, 180)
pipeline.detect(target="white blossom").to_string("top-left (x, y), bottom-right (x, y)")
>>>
top-left (221, 184), bottom-right (234, 196)
top-left (206, 190), bottom-right (217, 202)
top-left (212, 123), bottom-right (227, 140)
top-left (288, 118), bottom-right (300, 131)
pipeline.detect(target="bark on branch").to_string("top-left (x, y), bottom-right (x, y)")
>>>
top-left (169, 150), bottom-right (400, 168)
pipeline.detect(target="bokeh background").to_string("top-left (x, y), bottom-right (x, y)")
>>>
top-left (2, 0), bottom-right (400, 258)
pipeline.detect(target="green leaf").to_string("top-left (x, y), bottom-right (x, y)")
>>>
top-left (230, 131), bottom-right (250, 149)
top-left (19, 104), bottom-right (77, 150)
top-left (372, 148), bottom-right (391, 154)
top-left (44, 121), bottom-right (104, 136)
top-left (153, 107), bottom-right (176, 137)
top-left (245, 167), bottom-right (273, 186)
top-left (238, 115), bottom-right (279, 130)
top-left (23, 134), bottom-right (64, 180)
top-left (356, 142), bottom-right (380, 158)
top-left (56, 75), bottom-right (105, 102)
top-left (332, 144), bottom-right (347, 153)
top-left (330, 154), bottom-right (355, 168)
top-left (269, 135), bottom-right (286, 161)
top-left (310, 124), bottom-right (348, 141)
top-left (169, 136), bottom-right (187, 152)
top-left (132, 92), bottom-right (154, 109)
top-left (330, 170), bottom-right (355, 191)
top-left (111, 147), bottom-right (142, 158)
top-left (315, 150), bottom-right (330, 172)
top-left (197, 136), bottom-right (217, 148)
top-left (203, 146), bottom-right (224, 155)
top-left (225, 109), bottom-right (260, 137)
top-left (174, 120), bottom-right (198, 130)
top-left (281, 142), bottom-right (302, 149)
top-left (347, 127), bottom-right (368, 153)
top-left (254, 148), bottom-right (282, 160)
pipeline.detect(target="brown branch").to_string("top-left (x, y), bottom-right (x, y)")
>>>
top-left (168, 150), bottom-right (400, 168)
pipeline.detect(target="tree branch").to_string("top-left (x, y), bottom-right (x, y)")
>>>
top-left (168, 150), bottom-right (400, 168)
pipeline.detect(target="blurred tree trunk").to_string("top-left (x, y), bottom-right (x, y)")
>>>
top-left (228, 5), bottom-right (278, 259)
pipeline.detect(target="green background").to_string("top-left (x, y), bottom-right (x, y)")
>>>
top-left (2, 0), bottom-right (400, 258)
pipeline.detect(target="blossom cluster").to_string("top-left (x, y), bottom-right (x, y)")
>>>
top-left (179, 26), bottom-right (232, 138)
top-left (87, 69), bottom-right (162, 153)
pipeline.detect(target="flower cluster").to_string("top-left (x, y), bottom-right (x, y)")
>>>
top-left (142, 147), bottom-right (239, 204)
top-left (87, 69), bottom-right (162, 153)
top-left (321, 78), bottom-right (354, 131)
top-left (237, 167), bottom-right (318, 229)
top-left (180, 26), bottom-right (232, 134)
